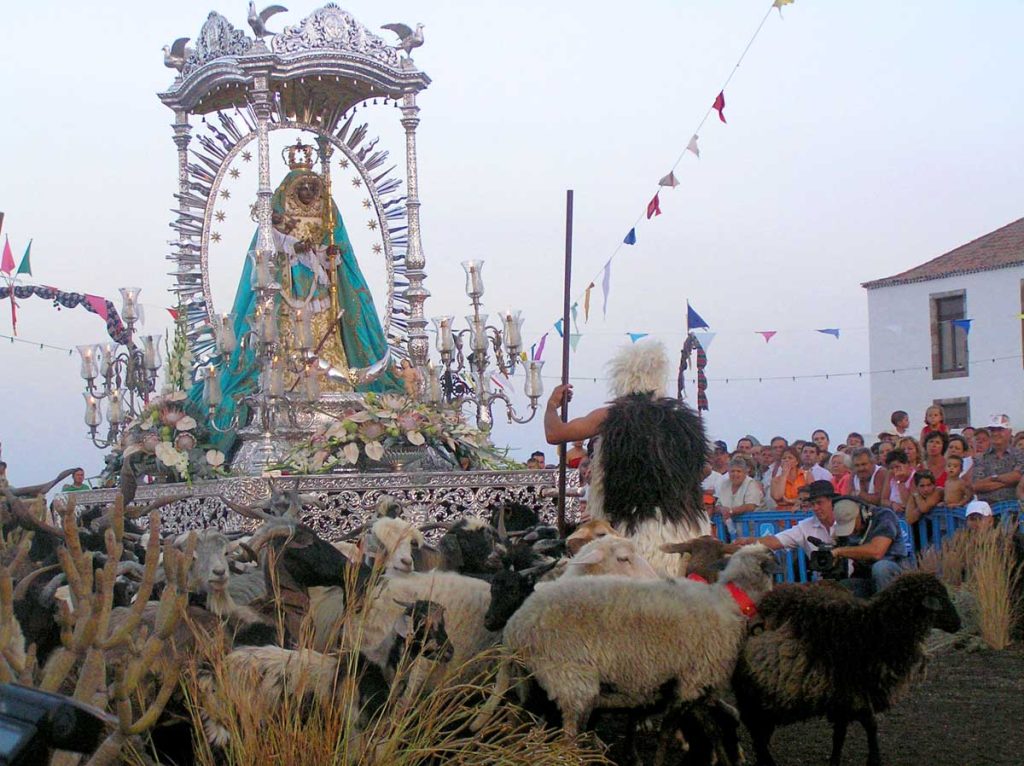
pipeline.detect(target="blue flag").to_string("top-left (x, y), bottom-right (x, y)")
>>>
top-left (554, 318), bottom-right (564, 338)
top-left (628, 332), bottom-right (649, 343)
top-left (816, 328), bottom-right (840, 339)
top-left (623, 228), bottom-right (637, 245)
top-left (952, 319), bottom-right (972, 334)
top-left (686, 301), bottom-right (709, 331)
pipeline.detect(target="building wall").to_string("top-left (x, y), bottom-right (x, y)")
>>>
top-left (866, 266), bottom-right (1024, 433)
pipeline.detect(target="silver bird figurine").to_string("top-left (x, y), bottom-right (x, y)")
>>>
top-left (248, 1), bottom-right (288, 40)
top-left (162, 37), bottom-right (191, 71)
top-left (381, 22), bottom-right (425, 57)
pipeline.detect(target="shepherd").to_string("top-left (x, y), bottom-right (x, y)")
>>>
top-left (544, 341), bottom-right (710, 574)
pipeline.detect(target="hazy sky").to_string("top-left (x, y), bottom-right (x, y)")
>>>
top-left (2, 1), bottom-right (1023, 483)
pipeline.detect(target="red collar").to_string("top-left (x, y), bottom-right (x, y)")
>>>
top-left (725, 582), bottom-right (757, 619)
top-left (687, 573), bottom-right (708, 584)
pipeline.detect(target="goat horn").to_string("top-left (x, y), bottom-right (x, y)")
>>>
top-left (39, 572), bottom-right (70, 606)
top-left (125, 495), bottom-right (187, 519)
top-left (12, 563), bottom-right (62, 602)
top-left (338, 520), bottom-right (375, 542)
top-left (246, 523), bottom-right (296, 552)
top-left (416, 522), bottom-right (452, 534)
top-left (393, 599), bottom-right (415, 609)
top-left (219, 495), bottom-right (274, 522)
top-left (236, 542), bottom-right (260, 563)
top-left (496, 507), bottom-right (508, 543)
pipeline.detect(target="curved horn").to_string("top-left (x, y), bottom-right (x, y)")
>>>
top-left (12, 563), bottom-right (63, 602)
top-left (39, 572), bottom-right (70, 606)
top-left (124, 495), bottom-right (187, 520)
top-left (416, 522), bottom-right (452, 534)
top-left (338, 520), bottom-right (375, 542)
top-left (496, 507), bottom-right (508, 543)
top-left (236, 542), bottom-right (260, 563)
top-left (246, 522), bottom-right (297, 553)
top-left (219, 495), bottom-right (274, 522)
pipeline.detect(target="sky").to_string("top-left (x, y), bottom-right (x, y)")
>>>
top-left (1, 0), bottom-right (1023, 484)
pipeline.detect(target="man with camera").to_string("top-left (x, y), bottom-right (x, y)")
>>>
top-left (829, 488), bottom-right (912, 596)
top-left (736, 480), bottom-right (839, 556)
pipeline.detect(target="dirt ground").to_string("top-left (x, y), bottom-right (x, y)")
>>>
top-left (604, 646), bottom-right (1024, 766)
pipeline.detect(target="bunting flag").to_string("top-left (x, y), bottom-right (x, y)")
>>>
top-left (534, 332), bottom-right (549, 360)
top-left (569, 333), bottom-right (582, 352)
top-left (713, 91), bottom-right (727, 123)
top-left (658, 172), bottom-right (679, 188)
top-left (693, 330), bottom-right (717, 350)
top-left (816, 328), bottom-right (840, 339)
top-left (623, 228), bottom-right (637, 245)
top-left (627, 332), bottom-right (649, 343)
top-left (0, 237), bottom-right (13, 274)
top-left (952, 318), bottom-right (973, 334)
top-left (16, 240), bottom-right (31, 276)
top-left (686, 134), bottom-right (701, 158)
top-left (167, 307), bottom-right (180, 320)
top-left (686, 301), bottom-right (710, 331)
top-left (529, 343), bottom-right (536, 361)
top-left (571, 302), bottom-right (579, 333)
top-left (554, 318), bottom-right (564, 338)
top-left (601, 262), bottom-right (612, 318)
top-left (757, 331), bottom-right (777, 343)
top-left (773, 0), bottom-right (795, 16)
top-left (583, 282), bottom-right (594, 321)
top-left (646, 193), bottom-right (662, 219)
top-left (85, 294), bottom-right (110, 321)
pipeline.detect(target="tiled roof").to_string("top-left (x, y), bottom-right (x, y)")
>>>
top-left (862, 216), bottom-right (1024, 289)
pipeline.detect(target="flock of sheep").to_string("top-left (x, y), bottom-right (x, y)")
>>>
top-left (0, 479), bottom-right (964, 765)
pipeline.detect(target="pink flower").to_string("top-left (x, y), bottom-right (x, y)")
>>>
top-left (160, 407), bottom-right (185, 427)
top-left (397, 412), bottom-right (423, 432)
top-left (359, 421), bottom-right (387, 442)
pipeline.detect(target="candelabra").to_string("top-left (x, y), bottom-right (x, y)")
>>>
top-left (201, 244), bottom-right (325, 464)
top-left (79, 288), bottom-right (163, 448)
top-left (429, 260), bottom-right (543, 431)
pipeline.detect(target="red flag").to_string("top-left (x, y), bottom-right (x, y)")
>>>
top-left (167, 307), bottom-right (180, 320)
top-left (85, 294), bottom-right (110, 320)
top-left (646, 193), bottom-right (662, 219)
top-left (0, 236), bottom-right (14, 274)
top-left (713, 91), bottom-right (727, 123)
top-left (757, 331), bottom-right (777, 343)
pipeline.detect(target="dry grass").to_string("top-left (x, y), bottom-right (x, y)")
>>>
top-left (920, 527), bottom-right (1023, 649)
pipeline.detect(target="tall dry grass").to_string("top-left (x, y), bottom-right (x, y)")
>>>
top-left (919, 527), bottom-right (1023, 649)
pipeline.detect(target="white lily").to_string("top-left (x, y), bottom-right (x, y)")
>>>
top-left (205, 450), bottom-right (225, 467)
top-left (406, 431), bottom-right (426, 446)
top-left (364, 441), bottom-right (385, 461)
top-left (343, 442), bottom-right (360, 465)
top-left (176, 416), bottom-right (197, 431)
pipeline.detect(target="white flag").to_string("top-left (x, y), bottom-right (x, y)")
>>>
top-left (686, 134), bottom-right (700, 158)
top-left (658, 171), bottom-right (679, 188)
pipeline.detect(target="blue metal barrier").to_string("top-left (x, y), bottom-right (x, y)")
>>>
top-left (712, 500), bottom-right (1021, 584)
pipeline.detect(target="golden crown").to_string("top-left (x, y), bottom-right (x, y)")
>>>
top-left (282, 140), bottom-right (316, 170)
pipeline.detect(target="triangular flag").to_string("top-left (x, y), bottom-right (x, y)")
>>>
top-left (658, 172), bottom-right (679, 188)
top-left (757, 331), bottom-right (777, 343)
top-left (529, 343), bottom-right (536, 361)
top-left (646, 193), bottom-right (661, 219)
top-left (627, 332), bottom-right (649, 344)
top-left (569, 333), bottom-right (582, 352)
top-left (601, 262), bottom-right (612, 318)
top-left (623, 228), bottom-right (637, 245)
top-left (686, 134), bottom-right (701, 158)
top-left (773, 0), bottom-right (795, 16)
top-left (693, 331), bottom-right (716, 350)
top-left (0, 237), bottom-right (14, 274)
top-left (554, 318), bottom-right (564, 338)
top-left (534, 332), bottom-right (549, 361)
top-left (816, 328), bottom-right (840, 339)
top-left (686, 302), bottom-right (710, 331)
top-left (16, 240), bottom-right (32, 276)
top-left (571, 302), bottom-right (579, 333)
top-left (713, 91), bottom-right (727, 124)
top-left (583, 282), bottom-right (594, 321)
top-left (167, 307), bottom-right (180, 320)
top-left (952, 319), bottom-right (972, 334)
top-left (84, 294), bottom-right (110, 320)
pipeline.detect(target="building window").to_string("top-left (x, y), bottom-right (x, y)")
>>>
top-left (934, 397), bottom-right (970, 429)
top-left (930, 290), bottom-right (968, 379)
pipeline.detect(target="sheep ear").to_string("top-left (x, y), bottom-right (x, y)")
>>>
top-left (394, 611), bottom-right (413, 638)
top-left (659, 542), bottom-right (692, 555)
top-left (570, 547), bottom-right (607, 567)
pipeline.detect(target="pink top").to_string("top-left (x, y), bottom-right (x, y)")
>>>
top-left (832, 473), bottom-right (852, 495)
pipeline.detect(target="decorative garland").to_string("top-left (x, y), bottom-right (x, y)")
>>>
top-left (0, 284), bottom-right (130, 346)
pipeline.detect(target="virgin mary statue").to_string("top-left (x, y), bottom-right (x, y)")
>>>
top-left (193, 140), bottom-right (401, 452)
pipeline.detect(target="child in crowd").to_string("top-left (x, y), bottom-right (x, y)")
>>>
top-left (943, 454), bottom-right (972, 508)
top-left (920, 404), bottom-right (949, 442)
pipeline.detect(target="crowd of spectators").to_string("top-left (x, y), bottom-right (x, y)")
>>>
top-left (703, 408), bottom-right (1024, 528)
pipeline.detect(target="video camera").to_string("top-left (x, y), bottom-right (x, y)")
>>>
top-left (0, 684), bottom-right (113, 766)
top-left (806, 536), bottom-right (847, 581)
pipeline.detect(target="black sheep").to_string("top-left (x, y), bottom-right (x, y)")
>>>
top-left (733, 572), bottom-right (961, 766)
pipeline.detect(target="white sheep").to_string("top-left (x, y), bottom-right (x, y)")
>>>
top-left (361, 517), bottom-right (424, 576)
top-left (309, 570), bottom-right (497, 685)
top-left (560, 535), bottom-right (659, 580)
top-left (473, 544), bottom-right (780, 753)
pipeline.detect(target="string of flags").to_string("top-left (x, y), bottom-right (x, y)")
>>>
top-left (528, 1), bottom-right (797, 358)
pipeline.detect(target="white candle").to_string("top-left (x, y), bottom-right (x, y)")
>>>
top-left (119, 287), bottom-right (141, 323)
top-left (100, 342), bottom-right (116, 377)
top-left (78, 345), bottom-right (98, 381)
top-left (266, 358), bottom-right (285, 397)
top-left (295, 309), bottom-right (314, 350)
top-left (526, 360), bottom-right (545, 399)
top-left (467, 313), bottom-right (489, 353)
top-left (502, 310), bottom-right (523, 351)
top-left (426, 363), bottom-right (442, 404)
top-left (142, 335), bottom-right (162, 372)
top-left (82, 393), bottom-right (102, 427)
top-left (218, 314), bottom-right (237, 355)
top-left (259, 308), bottom-right (279, 343)
top-left (432, 316), bottom-right (455, 353)
top-left (107, 390), bottom-right (124, 424)
top-left (250, 250), bottom-right (272, 290)
top-left (204, 365), bottom-right (223, 406)
top-left (302, 367), bottom-right (320, 402)
top-left (461, 260), bottom-right (485, 298)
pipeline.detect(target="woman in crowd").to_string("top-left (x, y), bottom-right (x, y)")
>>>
top-left (898, 436), bottom-right (924, 469)
top-left (920, 404), bottom-right (949, 442)
top-left (771, 447), bottom-right (810, 510)
top-left (905, 470), bottom-right (942, 546)
top-left (714, 456), bottom-right (764, 537)
top-left (945, 434), bottom-right (974, 482)
top-left (829, 452), bottom-right (852, 495)
top-left (922, 430), bottom-right (949, 487)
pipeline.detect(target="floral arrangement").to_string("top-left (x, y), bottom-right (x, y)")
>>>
top-left (272, 392), bottom-right (519, 473)
top-left (102, 390), bottom-right (227, 484)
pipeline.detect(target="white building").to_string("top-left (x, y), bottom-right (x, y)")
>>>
top-left (863, 217), bottom-right (1024, 433)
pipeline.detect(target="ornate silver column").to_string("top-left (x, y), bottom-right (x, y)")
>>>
top-left (251, 73), bottom-right (276, 260)
top-left (172, 111), bottom-right (192, 199)
top-left (401, 93), bottom-right (430, 370)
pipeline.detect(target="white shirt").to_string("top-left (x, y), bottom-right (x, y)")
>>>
top-left (773, 515), bottom-right (836, 556)
top-left (702, 471), bottom-right (724, 493)
top-left (715, 476), bottom-right (764, 511)
top-left (805, 464), bottom-right (833, 483)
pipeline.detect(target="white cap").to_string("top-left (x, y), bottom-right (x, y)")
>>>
top-left (965, 500), bottom-right (993, 517)
top-left (986, 414), bottom-right (1011, 430)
